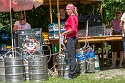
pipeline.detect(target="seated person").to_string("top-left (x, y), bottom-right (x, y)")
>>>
top-left (13, 14), bottom-right (31, 31)
top-left (13, 14), bottom-right (31, 48)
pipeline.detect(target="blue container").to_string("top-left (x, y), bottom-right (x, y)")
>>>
top-left (1, 34), bottom-right (9, 40)
top-left (85, 51), bottom-right (90, 59)
top-left (85, 50), bottom-right (95, 59)
top-left (89, 50), bottom-right (95, 58)
top-left (76, 54), bottom-right (85, 61)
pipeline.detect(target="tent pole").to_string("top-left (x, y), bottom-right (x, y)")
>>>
top-left (57, 0), bottom-right (61, 53)
top-left (9, 0), bottom-right (14, 56)
top-left (49, 0), bottom-right (52, 24)
top-left (24, 11), bottom-right (26, 21)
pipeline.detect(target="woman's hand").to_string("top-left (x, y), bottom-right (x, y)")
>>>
top-left (62, 29), bottom-right (73, 36)
top-left (62, 32), bottom-right (65, 36)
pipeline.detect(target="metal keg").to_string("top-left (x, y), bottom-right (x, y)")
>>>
top-left (56, 54), bottom-right (69, 78)
top-left (28, 55), bottom-right (48, 82)
top-left (4, 57), bottom-right (25, 83)
top-left (0, 57), bottom-right (5, 82)
top-left (77, 60), bottom-right (86, 74)
top-left (23, 60), bottom-right (29, 81)
top-left (86, 58), bottom-right (95, 73)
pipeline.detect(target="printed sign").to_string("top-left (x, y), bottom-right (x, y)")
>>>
top-left (22, 37), bottom-right (40, 53)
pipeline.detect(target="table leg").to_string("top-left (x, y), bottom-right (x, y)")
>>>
top-left (101, 41), bottom-right (104, 67)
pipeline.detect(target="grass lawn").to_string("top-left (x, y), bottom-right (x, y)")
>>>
top-left (1, 58), bottom-right (125, 83)
top-left (23, 73), bottom-right (125, 83)
top-left (1, 68), bottom-right (125, 83)
top-left (25, 68), bottom-right (125, 83)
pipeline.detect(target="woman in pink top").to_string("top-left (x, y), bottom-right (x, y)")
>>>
top-left (107, 10), bottom-right (124, 68)
top-left (62, 4), bottom-right (78, 79)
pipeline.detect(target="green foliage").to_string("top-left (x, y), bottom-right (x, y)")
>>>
top-left (102, 0), bottom-right (125, 26)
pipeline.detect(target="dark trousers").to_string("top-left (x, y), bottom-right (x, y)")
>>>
top-left (67, 37), bottom-right (78, 78)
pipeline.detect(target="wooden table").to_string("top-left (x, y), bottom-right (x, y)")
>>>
top-left (43, 35), bottom-right (122, 70)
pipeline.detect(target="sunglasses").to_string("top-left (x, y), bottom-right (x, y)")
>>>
top-left (116, 12), bottom-right (121, 14)
top-left (66, 9), bottom-right (70, 10)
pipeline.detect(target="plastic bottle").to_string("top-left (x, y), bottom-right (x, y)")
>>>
top-left (109, 29), bottom-right (112, 36)
top-left (54, 44), bottom-right (59, 53)
top-left (89, 49), bottom-right (95, 58)
top-left (85, 50), bottom-right (90, 59)
top-left (1, 44), bottom-right (4, 50)
top-left (22, 54), bottom-right (27, 59)
top-left (102, 24), bottom-right (106, 36)
top-left (122, 30), bottom-right (124, 37)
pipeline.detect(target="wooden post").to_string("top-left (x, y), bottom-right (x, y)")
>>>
top-left (92, 4), bottom-right (94, 15)
top-left (52, 0), bottom-right (61, 72)
top-left (49, 0), bottom-right (52, 24)
top-left (57, 0), bottom-right (61, 53)
top-left (101, 41), bottom-right (104, 67)
top-left (100, 2), bottom-right (102, 18)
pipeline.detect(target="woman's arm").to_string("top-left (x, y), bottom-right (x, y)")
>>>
top-left (62, 29), bottom-right (72, 36)
top-left (13, 25), bottom-right (18, 32)
top-left (120, 20), bottom-right (124, 29)
top-left (107, 20), bottom-right (113, 28)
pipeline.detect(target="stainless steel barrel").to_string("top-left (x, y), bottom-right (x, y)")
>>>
top-left (0, 57), bottom-right (5, 82)
top-left (86, 58), bottom-right (95, 73)
top-left (77, 60), bottom-right (86, 74)
top-left (4, 57), bottom-right (25, 83)
top-left (23, 60), bottom-right (29, 81)
top-left (56, 54), bottom-right (69, 78)
top-left (28, 55), bottom-right (48, 82)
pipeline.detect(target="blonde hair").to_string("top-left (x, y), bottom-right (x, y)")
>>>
top-left (74, 6), bottom-right (78, 17)
top-left (68, 4), bottom-right (78, 17)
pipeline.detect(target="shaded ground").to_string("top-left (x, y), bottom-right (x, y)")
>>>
top-left (89, 68), bottom-right (125, 79)
top-left (49, 57), bottom-right (125, 80)
top-left (91, 58), bottom-right (125, 80)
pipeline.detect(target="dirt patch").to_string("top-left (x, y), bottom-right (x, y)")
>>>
top-left (90, 68), bottom-right (125, 79)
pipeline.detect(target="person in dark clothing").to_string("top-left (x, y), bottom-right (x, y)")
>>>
top-left (55, 6), bottom-right (68, 22)
top-left (53, 6), bottom-right (68, 73)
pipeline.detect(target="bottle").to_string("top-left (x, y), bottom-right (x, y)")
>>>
top-left (22, 54), bottom-right (27, 59)
top-left (122, 30), bottom-right (124, 37)
top-left (102, 24), bottom-right (106, 36)
top-left (1, 44), bottom-right (4, 50)
top-left (54, 44), bottom-right (59, 53)
top-left (110, 29), bottom-right (112, 36)
top-left (85, 50), bottom-right (90, 59)
top-left (89, 49), bottom-right (95, 58)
